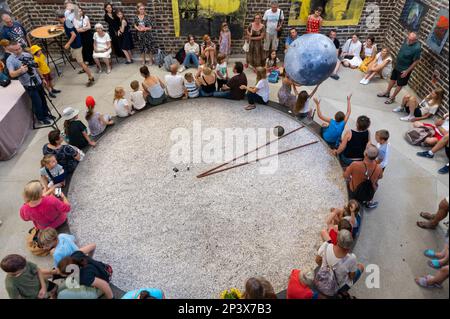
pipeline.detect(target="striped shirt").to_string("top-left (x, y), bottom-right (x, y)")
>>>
top-left (184, 80), bottom-right (199, 98)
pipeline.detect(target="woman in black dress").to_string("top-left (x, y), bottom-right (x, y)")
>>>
top-left (103, 2), bottom-right (124, 58)
top-left (116, 9), bottom-right (134, 64)
top-left (74, 7), bottom-right (95, 65)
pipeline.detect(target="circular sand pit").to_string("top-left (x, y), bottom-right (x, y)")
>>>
top-left (68, 99), bottom-right (347, 298)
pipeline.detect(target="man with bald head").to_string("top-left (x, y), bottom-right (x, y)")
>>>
top-left (164, 63), bottom-right (186, 100)
top-left (378, 32), bottom-right (421, 105)
top-left (344, 144), bottom-right (383, 209)
top-left (1, 13), bottom-right (30, 48)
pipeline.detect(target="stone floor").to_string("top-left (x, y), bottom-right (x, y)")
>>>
top-left (0, 57), bottom-right (448, 299)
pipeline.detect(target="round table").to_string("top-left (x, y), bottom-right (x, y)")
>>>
top-left (30, 25), bottom-right (75, 76)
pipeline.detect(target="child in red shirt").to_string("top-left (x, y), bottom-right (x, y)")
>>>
top-left (306, 7), bottom-right (323, 33)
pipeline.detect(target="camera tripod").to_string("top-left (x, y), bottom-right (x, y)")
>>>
top-left (27, 71), bottom-right (62, 130)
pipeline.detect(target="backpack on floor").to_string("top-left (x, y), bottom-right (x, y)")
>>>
top-left (163, 54), bottom-right (178, 72)
top-left (352, 163), bottom-right (376, 203)
top-left (405, 126), bottom-right (435, 145)
top-left (154, 49), bottom-right (166, 68)
top-left (175, 47), bottom-right (186, 64)
top-left (268, 70), bottom-right (279, 83)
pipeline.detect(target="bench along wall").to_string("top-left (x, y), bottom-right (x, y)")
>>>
top-left (4, 0), bottom-right (448, 114)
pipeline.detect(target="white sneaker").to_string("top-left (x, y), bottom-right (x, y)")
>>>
top-left (393, 106), bottom-right (405, 113)
top-left (363, 79), bottom-right (370, 85)
top-left (400, 115), bottom-right (413, 121)
top-left (178, 65), bottom-right (185, 73)
top-left (360, 79), bottom-right (366, 84)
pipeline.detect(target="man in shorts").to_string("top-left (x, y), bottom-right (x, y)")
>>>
top-left (377, 32), bottom-right (421, 104)
top-left (57, 10), bottom-right (94, 87)
top-left (263, 1), bottom-right (284, 55)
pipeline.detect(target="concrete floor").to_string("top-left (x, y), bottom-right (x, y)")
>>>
top-left (0, 58), bottom-right (448, 299)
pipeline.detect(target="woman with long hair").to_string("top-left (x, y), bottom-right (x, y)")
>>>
top-left (116, 9), bottom-right (134, 64)
top-left (240, 66), bottom-right (269, 111)
top-left (103, 2), bottom-right (124, 58)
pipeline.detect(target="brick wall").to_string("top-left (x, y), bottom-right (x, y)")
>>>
top-left (383, 0), bottom-right (449, 115)
top-left (4, 0), bottom-right (449, 113)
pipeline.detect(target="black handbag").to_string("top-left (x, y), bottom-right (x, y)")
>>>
top-left (0, 71), bottom-right (10, 88)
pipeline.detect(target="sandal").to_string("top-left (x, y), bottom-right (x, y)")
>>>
top-left (78, 70), bottom-right (86, 74)
top-left (415, 275), bottom-right (443, 289)
top-left (428, 259), bottom-right (442, 269)
top-left (417, 221), bottom-right (437, 229)
top-left (384, 98), bottom-right (395, 105)
top-left (420, 212), bottom-right (435, 220)
top-left (245, 105), bottom-right (256, 111)
top-left (424, 249), bottom-right (438, 258)
top-left (377, 92), bottom-right (390, 98)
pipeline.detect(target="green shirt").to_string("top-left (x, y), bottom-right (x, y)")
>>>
top-left (5, 262), bottom-right (45, 299)
top-left (395, 40), bottom-right (421, 72)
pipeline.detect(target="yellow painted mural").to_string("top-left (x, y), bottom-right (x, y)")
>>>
top-left (198, 0), bottom-right (241, 14)
top-left (288, 0), bottom-right (366, 26)
top-left (172, 0), bottom-right (247, 38)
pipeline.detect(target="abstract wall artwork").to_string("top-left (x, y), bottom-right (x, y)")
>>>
top-left (399, 0), bottom-right (429, 32)
top-left (426, 9), bottom-right (449, 54)
top-left (172, 0), bottom-right (247, 39)
top-left (288, 0), bottom-right (366, 26)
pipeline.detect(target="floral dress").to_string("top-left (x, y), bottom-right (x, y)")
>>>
top-left (134, 15), bottom-right (155, 54)
top-left (246, 24), bottom-right (265, 68)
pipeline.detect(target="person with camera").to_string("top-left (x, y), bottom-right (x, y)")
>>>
top-left (6, 41), bottom-right (54, 125)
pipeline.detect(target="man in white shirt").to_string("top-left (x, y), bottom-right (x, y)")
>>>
top-left (164, 64), bottom-right (187, 99)
top-left (263, 0), bottom-right (284, 54)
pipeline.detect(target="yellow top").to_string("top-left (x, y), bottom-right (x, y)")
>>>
top-left (33, 53), bottom-right (51, 75)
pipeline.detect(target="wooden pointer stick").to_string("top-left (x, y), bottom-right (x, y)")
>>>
top-left (198, 140), bottom-right (319, 179)
top-left (197, 126), bottom-right (305, 178)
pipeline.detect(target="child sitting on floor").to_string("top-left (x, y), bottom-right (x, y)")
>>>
top-left (184, 72), bottom-right (199, 98)
top-left (114, 87), bottom-right (134, 118)
top-left (63, 107), bottom-right (96, 149)
top-left (321, 219), bottom-right (353, 245)
top-left (265, 50), bottom-right (281, 73)
top-left (129, 80), bottom-right (146, 111)
top-left (314, 95), bottom-right (352, 149)
top-left (195, 54), bottom-right (207, 78)
top-left (323, 200), bottom-right (361, 240)
top-left (216, 53), bottom-right (228, 90)
top-left (1, 254), bottom-right (57, 299)
top-left (38, 227), bottom-right (96, 268)
top-left (375, 129), bottom-right (391, 171)
top-left (85, 96), bottom-right (113, 137)
top-left (30, 45), bottom-right (61, 98)
top-left (40, 154), bottom-right (66, 193)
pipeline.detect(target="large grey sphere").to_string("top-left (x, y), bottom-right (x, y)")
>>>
top-left (284, 34), bottom-right (338, 86)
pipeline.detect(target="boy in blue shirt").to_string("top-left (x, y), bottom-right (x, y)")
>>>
top-left (315, 94), bottom-right (352, 149)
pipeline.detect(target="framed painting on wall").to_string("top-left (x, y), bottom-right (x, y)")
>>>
top-left (426, 9), bottom-right (449, 54)
top-left (399, 0), bottom-right (429, 31)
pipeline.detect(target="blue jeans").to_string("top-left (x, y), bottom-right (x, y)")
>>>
top-left (199, 88), bottom-right (215, 97)
top-left (183, 53), bottom-right (199, 68)
top-left (24, 84), bottom-right (51, 121)
top-left (213, 91), bottom-right (232, 99)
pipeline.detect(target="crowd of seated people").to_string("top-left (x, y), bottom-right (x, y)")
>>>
top-left (1, 0), bottom-right (448, 299)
